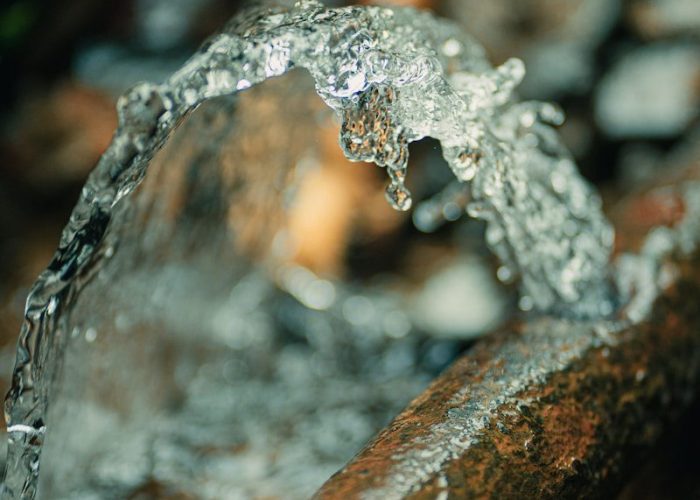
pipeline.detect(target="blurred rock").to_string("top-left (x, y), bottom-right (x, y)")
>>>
top-left (2, 82), bottom-right (116, 191)
top-left (595, 44), bottom-right (700, 139)
top-left (617, 143), bottom-right (665, 187)
top-left (74, 43), bottom-right (188, 96)
top-left (627, 0), bottom-right (700, 38)
top-left (135, 0), bottom-right (217, 51)
top-left (410, 256), bottom-right (507, 339)
top-left (445, 0), bottom-right (621, 98)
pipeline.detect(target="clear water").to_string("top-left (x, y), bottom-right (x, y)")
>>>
top-left (2, 2), bottom-right (618, 498)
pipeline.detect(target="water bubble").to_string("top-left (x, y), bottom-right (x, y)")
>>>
top-left (497, 266), bottom-right (513, 283)
top-left (466, 202), bottom-right (488, 219)
top-left (519, 296), bottom-right (534, 312)
top-left (265, 41), bottom-right (292, 77)
top-left (236, 79), bottom-right (252, 91)
top-left (205, 70), bottom-right (236, 95)
top-left (294, 0), bottom-right (323, 10)
top-left (444, 145), bottom-right (483, 182)
top-left (442, 38), bottom-right (461, 57)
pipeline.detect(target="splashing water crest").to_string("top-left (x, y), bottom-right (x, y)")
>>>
top-left (2, 2), bottom-right (617, 497)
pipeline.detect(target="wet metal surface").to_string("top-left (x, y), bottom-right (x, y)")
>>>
top-left (316, 161), bottom-right (700, 499)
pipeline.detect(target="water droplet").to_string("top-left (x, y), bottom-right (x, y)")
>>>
top-left (236, 79), bottom-right (251, 90)
top-left (383, 311), bottom-right (411, 339)
top-left (385, 182), bottom-right (412, 211)
top-left (467, 202), bottom-right (488, 219)
top-left (442, 201), bottom-right (462, 221)
top-left (519, 295), bottom-right (534, 312)
top-left (497, 266), bottom-right (513, 283)
top-left (85, 328), bottom-right (97, 343)
top-left (442, 38), bottom-right (461, 57)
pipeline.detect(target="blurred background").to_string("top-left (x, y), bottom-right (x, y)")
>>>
top-left (0, 0), bottom-right (699, 497)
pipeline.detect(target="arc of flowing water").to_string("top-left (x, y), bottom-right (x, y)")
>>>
top-left (2, 2), bottom-right (614, 497)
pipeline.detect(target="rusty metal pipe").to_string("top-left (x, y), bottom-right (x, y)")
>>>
top-left (315, 161), bottom-right (700, 499)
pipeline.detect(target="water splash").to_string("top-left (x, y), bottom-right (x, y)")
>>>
top-left (2, 2), bottom-right (614, 497)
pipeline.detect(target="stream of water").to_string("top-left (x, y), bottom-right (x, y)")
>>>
top-left (1, 2), bottom-right (618, 497)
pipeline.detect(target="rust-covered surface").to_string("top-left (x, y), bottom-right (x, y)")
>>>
top-left (316, 162), bottom-right (700, 499)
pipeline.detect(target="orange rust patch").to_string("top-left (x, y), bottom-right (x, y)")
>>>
top-left (540, 403), bottom-right (601, 470)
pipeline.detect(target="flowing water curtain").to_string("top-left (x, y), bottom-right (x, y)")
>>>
top-left (2, 2), bottom-right (614, 498)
